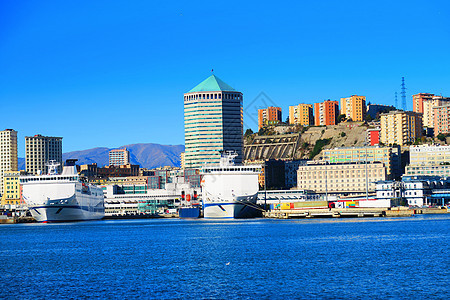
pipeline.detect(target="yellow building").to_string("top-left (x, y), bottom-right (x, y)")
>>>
top-left (1, 171), bottom-right (22, 206)
top-left (380, 110), bottom-right (423, 146)
top-left (0, 129), bottom-right (18, 196)
top-left (340, 95), bottom-right (366, 122)
top-left (289, 104), bottom-right (313, 126)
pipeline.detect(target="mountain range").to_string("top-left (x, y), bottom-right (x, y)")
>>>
top-left (18, 143), bottom-right (185, 170)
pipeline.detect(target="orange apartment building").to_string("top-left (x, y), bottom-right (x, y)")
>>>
top-left (314, 100), bottom-right (339, 126)
top-left (340, 95), bottom-right (366, 122)
top-left (289, 104), bottom-right (313, 126)
top-left (413, 93), bottom-right (434, 114)
top-left (258, 106), bottom-right (282, 129)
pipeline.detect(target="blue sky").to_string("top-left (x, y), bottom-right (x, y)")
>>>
top-left (1, 0), bottom-right (450, 156)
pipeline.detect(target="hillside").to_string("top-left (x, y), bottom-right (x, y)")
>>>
top-left (18, 143), bottom-right (185, 170)
top-left (244, 122), bottom-right (370, 161)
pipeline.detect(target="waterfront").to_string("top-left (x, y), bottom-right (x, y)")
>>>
top-left (1, 215), bottom-right (449, 299)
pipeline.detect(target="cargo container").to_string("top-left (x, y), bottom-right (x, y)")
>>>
top-left (293, 201), bottom-right (328, 208)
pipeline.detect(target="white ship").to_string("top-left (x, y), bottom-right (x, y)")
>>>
top-left (201, 152), bottom-right (262, 218)
top-left (20, 160), bottom-right (104, 222)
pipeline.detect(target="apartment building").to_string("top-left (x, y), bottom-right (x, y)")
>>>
top-left (0, 129), bottom-right (18, 196)
top-left (434, 104), bottom-right (450, 136)
top-left (25, 135), bottom-right (63, 175)
top-left (109, 148), bottom-right (130, 166)
top-left (289, 104), bottom-right (313, 126)
top-left (258, 106), bottom-right (282, 129)
top-left (314, 100), bottom-right (339, 126)
top-left (379, 110), bottom-right (423, 146)
top-left (340, 95), bottom-right (366, 122)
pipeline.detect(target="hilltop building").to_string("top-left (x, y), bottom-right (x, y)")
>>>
top-left (422, 96), bottom-right (450, 129)
top-left (258, 106), bottom-right (282, 129)
top-left (314, 100), bottom-right (339, 126)
top-left (379, 110), bottom-right (422, 146)
top-left (183, 75), bottom-right (243, 168)
top-left (434, 104), bottom-right (450, 136)
top-left (25, 135), bottom-right (62, 175)
top-left (289, 104), bottom-right (313, 126)
top-left (109, 148), bottom-right (130, 166)
top-left (0, 129), bottom-right (18, 196)
top-left (413, 93), bottom-right (434, 114)
top-left (340, 95), bottom-right (366, 122)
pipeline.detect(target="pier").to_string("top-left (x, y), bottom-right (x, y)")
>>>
top-left (264, 207), bottom-right (416, 219)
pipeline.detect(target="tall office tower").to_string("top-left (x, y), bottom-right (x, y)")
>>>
top-left (258, 106), bottom-right (282, 129)
top-left (314, 100), bottom-right (339, 126)
top-left (412, 93), bottom-right (433, 114)
top-left (380, 110), bottom-right (423, 146)
top-left (0, 129), bottom-right (18, 196)
top-left (25, 135), bottom-right (63, 175)
top-left (340, 95), bottom-right (366, 122)
top-left (289, 104), bottom-right (313, 126)
top-left (184, 75), bottom-right (243, 169)
top-left (109, 148), bottom-right (130, 166)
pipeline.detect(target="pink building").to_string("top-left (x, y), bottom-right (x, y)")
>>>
top-left (434, 105), bottom-right (450, 136)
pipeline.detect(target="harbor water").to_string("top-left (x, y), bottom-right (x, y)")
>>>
top-left (1, 215), bottom-right (449, 299)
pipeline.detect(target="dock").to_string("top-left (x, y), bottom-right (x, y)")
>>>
top-left (264, 207), bottom-right (416, 219)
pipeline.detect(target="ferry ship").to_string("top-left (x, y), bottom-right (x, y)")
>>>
top-left (201, 152), bottom-right (262, 218)
top-left (20, 160), bottom-right (104, 222)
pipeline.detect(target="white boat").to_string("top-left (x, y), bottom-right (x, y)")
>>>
top-left (20, 160), bottom-right (104, 222)
top-left (201, 152), bottom-right (262, 218)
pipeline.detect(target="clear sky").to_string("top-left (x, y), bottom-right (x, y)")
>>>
top-left (1, 0), bottom-right (450, 157)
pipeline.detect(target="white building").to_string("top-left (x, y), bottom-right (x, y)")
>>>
top-left (376, 176), bottom-right (450, 207)
top-left (409, 144), bottom-right (450, 166)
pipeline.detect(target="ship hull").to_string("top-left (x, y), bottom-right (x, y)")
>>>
top-left (203, 201), bottom-right (261, 219)
top-left (23, 182), bottom-right (104, 223)
top-left (29, 204), bottom-right (104, 222)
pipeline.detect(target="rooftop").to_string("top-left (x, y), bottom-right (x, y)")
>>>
top-left (187, 75), bottom-right (236, 93)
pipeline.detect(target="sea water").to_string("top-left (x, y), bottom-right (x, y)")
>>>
top-left (1, 215), bottom-right (449, 299)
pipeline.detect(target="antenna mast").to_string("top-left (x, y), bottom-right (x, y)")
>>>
top-left (401, 77), bottom-right (407, 110)
top-left (395, 92), bottom-right (398, 109)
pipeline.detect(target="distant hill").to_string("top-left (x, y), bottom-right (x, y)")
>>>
top-left (18, 143), bottom-right (185, 170)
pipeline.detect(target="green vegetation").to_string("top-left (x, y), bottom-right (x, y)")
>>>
top-left (340, 132), bottom-right (346, 137)
top-left (301, 142), bottom-right (309, 149)
top-left (309, 138), bottom-right (331, 159)
top-left (437, 133), bottom-right (447, 141)
top-left (337, 114), bottom-right (346, 123)
top-left (244, 128), bottom-right (254, 136)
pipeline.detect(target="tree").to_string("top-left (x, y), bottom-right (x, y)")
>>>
top-left (437, 133), bottom-right (446, 141)
top-left (285, 116), bottom-right (290, 124)
top-left (244, 128), bottom-right (254, 136)
top-left (337, 114), bottom-right (346, 123)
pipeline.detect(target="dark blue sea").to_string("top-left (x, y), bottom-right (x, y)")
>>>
top-left (1, 215), bottom-right (449, 299)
